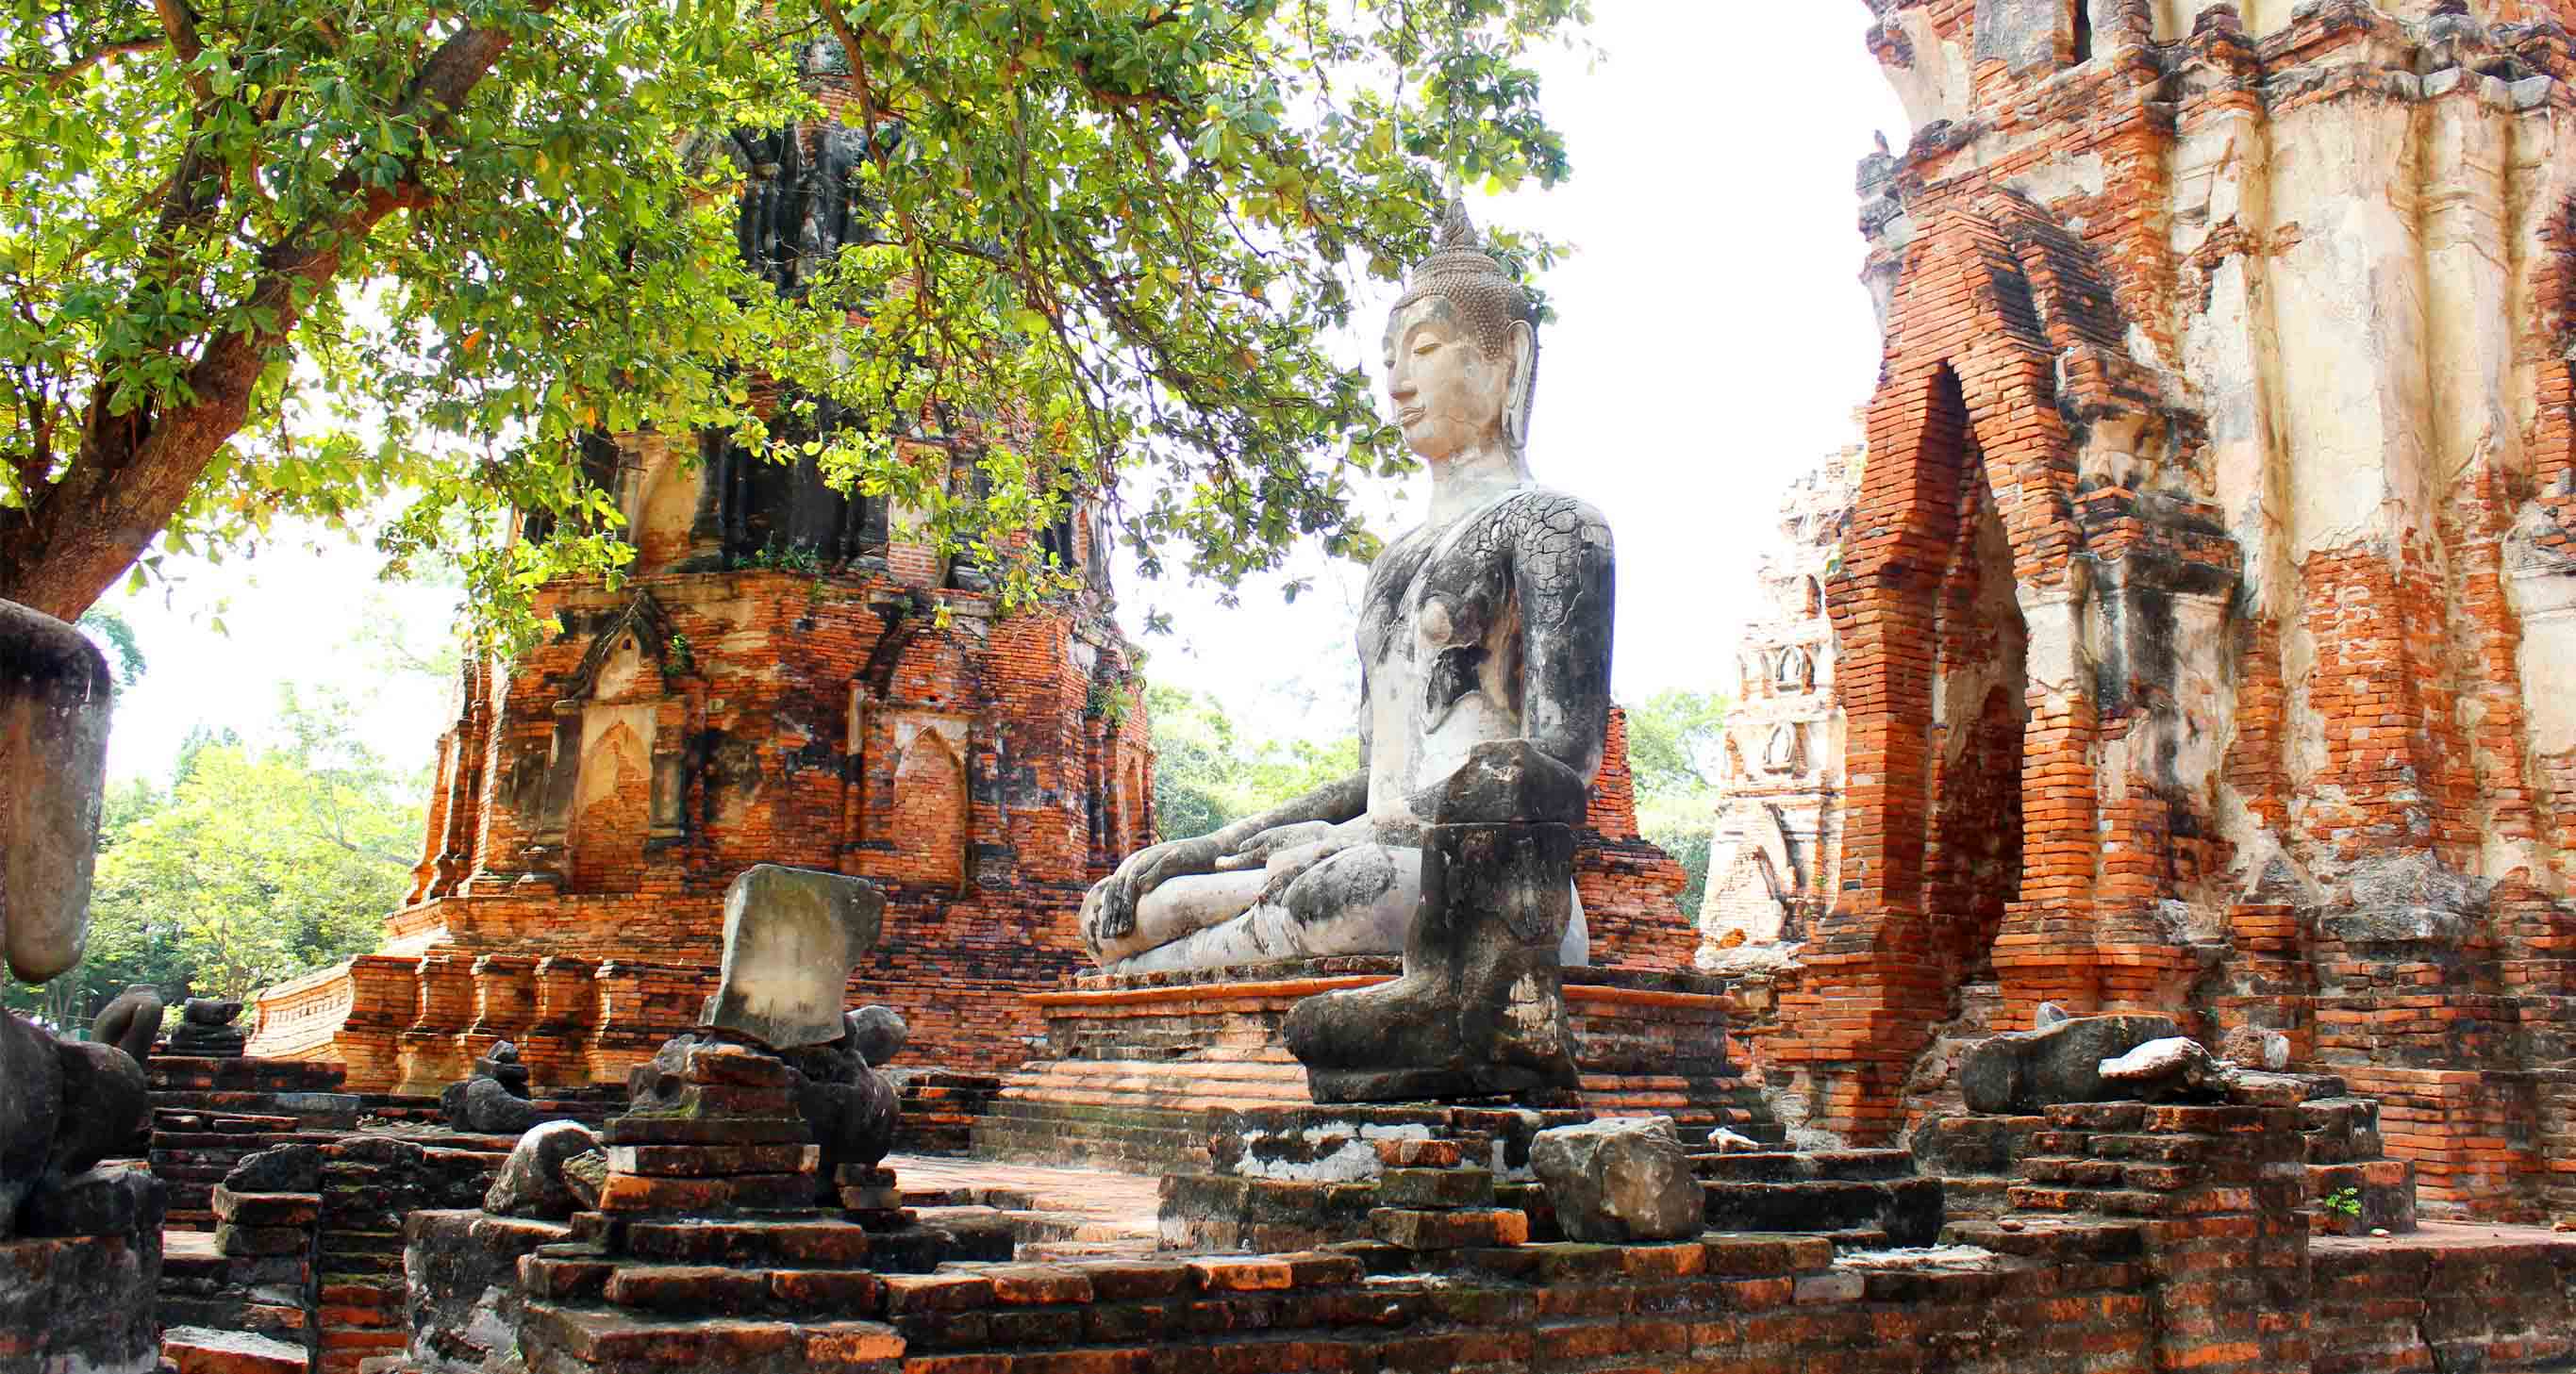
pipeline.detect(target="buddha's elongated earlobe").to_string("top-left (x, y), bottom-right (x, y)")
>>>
top-left (1503, 319), bottom-right (1537, 455)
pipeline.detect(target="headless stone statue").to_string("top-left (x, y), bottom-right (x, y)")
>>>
top-left (1080, 201), bottom-right (1612, 984)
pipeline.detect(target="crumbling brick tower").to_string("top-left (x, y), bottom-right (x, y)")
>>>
top-left (247, 60), bottom-right (1160, 1088)
top-left (245, 428), bottom-right (1155, 1093)
top-left (1774, 0), bottom-right (2576, 1217)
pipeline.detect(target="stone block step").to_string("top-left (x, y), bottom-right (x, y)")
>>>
top-left (967, 1117), bottom-right (1210, 1174)
top-left (597, 1261), bottom-right (887, 1317)
top-left (583, 1217), bottom-right (876, 1267)
top-left (974, 1097), bottom-right (1206, 1131)
top-left (163, 1325), bottom-right (307, 1374)
top-left (520, 1302), bottom-right (903, 1374)
top-left (2003, 1184), bottom-right (2170, 1217)
top-left (1689, 1149), bottom-right (1913, 1183)
top-left (1941, 1217), bottom-right (2145, 1262)
top-left (1701, 1177), bottom-right (1944, 1247)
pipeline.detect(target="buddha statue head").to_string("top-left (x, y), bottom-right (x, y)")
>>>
top-left (1383, 200), bottom-right (1541, 464)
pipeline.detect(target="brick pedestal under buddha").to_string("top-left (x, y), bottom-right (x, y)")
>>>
top-left (970, 955), bottom-right (1782, 1171)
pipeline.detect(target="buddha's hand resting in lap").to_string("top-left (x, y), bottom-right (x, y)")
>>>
top-left (1220, 820), bottom-right (1365, 909)
top-left (1084, 834), bottom-right (1226, 950)
top-left (1212, 821), bottom-right (1338, 873)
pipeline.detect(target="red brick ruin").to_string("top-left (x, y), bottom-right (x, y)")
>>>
top-left (67, 8), bottom-right (2576, 1374)
top-left (1702, 0), bottom-right (2576, 1224)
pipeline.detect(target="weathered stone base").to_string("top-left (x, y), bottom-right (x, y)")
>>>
top-left (1157, 1104), bottom-right (1939, 1253)
top-left (0, 1228), bottom-right (163, 1374)
top-left (976, 959), bottom-right (1779, 1170)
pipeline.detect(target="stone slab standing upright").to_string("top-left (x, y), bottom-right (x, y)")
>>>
top-left (701, 864), bottom-right (888, 1050)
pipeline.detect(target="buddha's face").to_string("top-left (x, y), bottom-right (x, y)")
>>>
top-left (1384, 296), bottom-right (1512, 464)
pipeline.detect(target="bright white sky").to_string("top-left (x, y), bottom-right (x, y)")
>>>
top-left (98, 5), bottom-right (1907, 783)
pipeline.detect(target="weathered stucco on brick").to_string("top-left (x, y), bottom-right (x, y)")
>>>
top-left (248, 431), bottom-right (1160, 1092)
top-left (1699, 446), bottom-right (1861, 965)
top-left (1753, 0), bottom-right (2576, 1218)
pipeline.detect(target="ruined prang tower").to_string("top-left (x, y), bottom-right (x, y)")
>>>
top-left (1698, 443), bottom-right (1861, 969)
top-left (248, 92), bottom-right (1157, 1093)
top-left (1769, 0), bottom-right (2576, 1219)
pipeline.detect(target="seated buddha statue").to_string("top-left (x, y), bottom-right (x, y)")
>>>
top-left (1080, 201), bottom-right (1612, 977)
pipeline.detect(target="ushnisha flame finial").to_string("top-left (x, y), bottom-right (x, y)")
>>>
top-left (1436, 195), bottom-right (1477, 252)
top-left (1406, 195), bottom-right (1515, 294)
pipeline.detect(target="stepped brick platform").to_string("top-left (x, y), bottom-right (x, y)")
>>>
top-left (146, 1056), bottom-right (360, 1227)
top-left (1160, 1107), bottom-right (1940, 1254)
top-left (974, 957), bottom-right (1778, 1170)
top-left (371, 1084), bottom-right (2576, 1374)
top-left (1913, 1070), bottom-right (2421, 1236)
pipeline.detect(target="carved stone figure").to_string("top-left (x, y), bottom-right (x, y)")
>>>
top-left (0, 601), bottom-right (163, 1242)
top-left (168, 997), bottom-right (248, 1057)
top-left (1080, 202), bottom-right (1612, 979)
top-left (780, 1005), bottom-right (906, 1185)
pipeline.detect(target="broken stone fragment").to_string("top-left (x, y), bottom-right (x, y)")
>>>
top-left (560, 1148), bottom-right (608, 1210)
top-left (1286, 815), bottom-right (1582, 1103)
top-left (2097, 1036), bottom-right (2221, 1101)
top-left (440, 1075), bottom-right (549, 1135)
top-left (47, 1037), bottom-right (147, 1180)
top-left (223, 1144), bottom-right (320, 1195)
top-left (473, 1040), bottom-right (532, 1095)
top-left (1530, 1116), bottom-right (1704, 1244)
top-left (1707, 1127), bottom-right (1763, 1153)
top-left (701, 864), bottom-right (888, 1050)
top-left (485, 1119), bottom-right (604, 1218)
top-left (168, 997), bottom-right (249, 1056)
top-left (848, 1004), bottom-right (908, 1068)
top-left (181, 997), bottom-right (244, 1027)
top-left (90, 985), bottom-right (162, 1066)
top-left (1960, 1014), bottom-right (2180, 1115)
top-left (2218, 1024), bottom-right (2290, 1070)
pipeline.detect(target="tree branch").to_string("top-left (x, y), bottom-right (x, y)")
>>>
top-left (26, 36), bottom-right (165, 90)
top-left (150, 0), bottom-right (213, 102)
top-left (5, 6), bottom-right (554, 620)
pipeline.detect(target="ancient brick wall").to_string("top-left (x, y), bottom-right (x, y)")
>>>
top-left (1573, 707), bottom-right (1698, 970)
top-left (1753, 0), bottom-right (2576, 1216)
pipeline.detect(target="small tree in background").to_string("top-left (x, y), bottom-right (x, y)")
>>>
top-left (1624, 688), bottom-right (1729, 916)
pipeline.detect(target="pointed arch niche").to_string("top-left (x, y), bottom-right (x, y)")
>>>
top-left (884, 716), bottom-right (971, 893)
top-left (849, 616), bottom-right (978, 896)
top-left (532, 592), bottom-right (687, 892)
top-left (1775, 198), bottom-right (2094, 1144)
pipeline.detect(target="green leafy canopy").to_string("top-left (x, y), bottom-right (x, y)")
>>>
top-left (1, 0), bottom-right (1589, 649)
top-left (1, 687), bottom-right (422, 1020)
